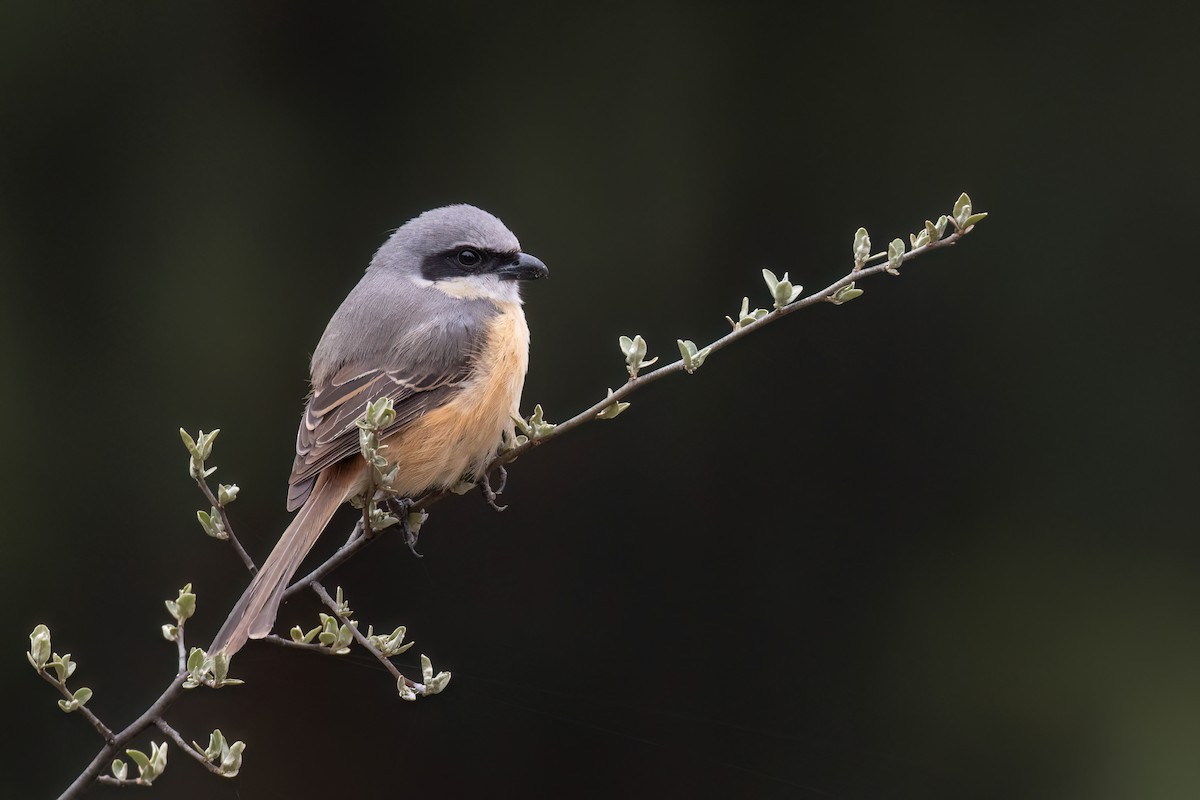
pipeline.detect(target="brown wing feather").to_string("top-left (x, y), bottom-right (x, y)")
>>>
top-left (286, 361), bottom-right (474, 510)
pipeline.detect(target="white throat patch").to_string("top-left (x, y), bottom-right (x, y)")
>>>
top-left (408, 273), bottom-right (524, 304)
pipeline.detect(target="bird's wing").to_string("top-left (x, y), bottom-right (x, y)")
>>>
top-left (286, 357), bottom-right (475, 510)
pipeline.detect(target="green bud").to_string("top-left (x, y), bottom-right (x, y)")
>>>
top-left (58, 686), bottom-right (92, 712)
top-left (178, 428), bottom-right (198, 459)
top-left (377, 462), bottom-right (399, 488)
top-left (291, 624), bottom-right (321, 644)
top-left (111, 759), bottom-right (128, 782)
top-left (181, 429), bottom-right (221, 477)
top-left (726, 296), bottom-right (769, 329)
top-left (963, 211), bottom-right (988, 229)
top-left (334, 586), bottom-right (352, 616)
top-left (935, 215), bottom-right (949, 237)
top-left (359, 397), bottom-right (397, 430)
top-left (425, 669), bottom-right (451, 695)
top-left (27, 624), bottom-right (51, 671)
top-left (887, 238), bottom-right (905, 274)
top-left (180, 646), bottom-right (242, 688)
top-left (198, 729), bottom-right (226, 762)
top-left (924, 219), bottom-right (942, 244)
top-left (766, 272), bottom-right (801, 309)
top-left (187, 729), bottom-right (243, 777)
top-left (50, 653), bottom-right (77, 683)
top-left (217, 483), bottom-right (239, 505)
top-left (830, 283), bottom-right (864, 305)
top-left (368, 625), bottom-right (414, 657)
top-left (358, 427), bottom-right (379, 460)
top-left (853, 227), bottom-right (871, 267)
top-left (618, 334), bottom-right (641, 360)
top-left (183, 647), bottom-right (210, 688)
top-left (221, 740), bottom-right (246, 777)
top-left (368, 506), bottom-right (400, 532)
top-left (197, 430), bottom-right (219, 460)
top-left (197, 508), bottom-right (227, 540)
top-left (420, 653), bottom-right (452, 696)
top-left (397, 677), bottom-right (418, 701)
top-left (763, 268), bottom-right (801, 309)
top-left (526, 404), bottom-right (557, 439)
top-left (139, 741), bottom-right (168, 784)
top-left (166, 584), bottom-right (196, 623)
top-left (126, 748), bottom-right (150, 775)
top-left (910, 228), bottom-right (931, 249)
top-left (421, 653), bottom-right (435, 684)
top-left (162, 625), bottom-right (178, 642)
top-left (596, 388), bottom-right (631, 420)
top-left (677, 339), bottom-right (713, 374)
top-left (953, 192), bottom-right (972, 228)
top-left (318, 614), bottom-right (339, 647)
top-left (619, 334), bottom-right (657, 377)
top-left (328, 623), bottom-right (354, 655)
top-left (762, 268), bottom-right (780, 295)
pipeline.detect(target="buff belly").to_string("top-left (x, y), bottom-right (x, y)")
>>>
top-left (369, 302), bottom-right (529, 498)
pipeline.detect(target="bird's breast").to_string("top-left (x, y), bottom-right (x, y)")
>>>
top-left (381, 302), bottom-right (530, 495)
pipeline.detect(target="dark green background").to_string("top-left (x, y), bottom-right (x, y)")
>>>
top-left (4, 3), bottom-right (1197, 798)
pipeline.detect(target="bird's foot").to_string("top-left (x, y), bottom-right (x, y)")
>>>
top-left (480, 465), bottom-right (508, 512)
top-left (383, 497), bottom-right (422, 557)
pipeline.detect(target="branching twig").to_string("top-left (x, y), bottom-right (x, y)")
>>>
top-left (152, 719), bottom-right (224, 777)
top-left (309, 581), bottom-right (419, 690)
top-left (59, 673), bottom-right (186, 798)
top-left (495, 229), bottom-right (966, 462)
top-left (46, 198), bottom-right (984, 797)
top-left (282, 525), bottom-right (374, 603)
top-left (36, 670), bottom-right (115, 744)
top-left (192, 475), bottom-right (257, 575)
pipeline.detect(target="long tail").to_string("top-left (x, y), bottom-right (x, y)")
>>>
top-left (210, 469), bottom-right (349, 657)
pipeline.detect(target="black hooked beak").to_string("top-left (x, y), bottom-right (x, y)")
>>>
top-left (497, 252), bottom-right (549, 281)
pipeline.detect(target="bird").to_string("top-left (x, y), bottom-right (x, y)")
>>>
top-left (210, 204), bottom-right (547, 657)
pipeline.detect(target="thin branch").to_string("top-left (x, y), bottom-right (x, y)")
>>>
top-left (310, 581), bottom-right (418, 689)
top-left (59, 673), bottom-right (187, 799)
top-left (174, 622), bottom-right (187, 674)
top-left (499, 230), bottom-right (964, 458)
top-left (37, 669), bottom-right (115, 744)
top-left (290, 229), bottom-right (972, 570)
top-left (152, 718), bottom-right (225, 776)
top-left (282, 526), bottom-right (376, 602)
top-left (58, 213), bottom-right (980, 797)
top-left (260, 634), bottom-right (337, 655)
top-left (192, 474), bottom-right (257, 575)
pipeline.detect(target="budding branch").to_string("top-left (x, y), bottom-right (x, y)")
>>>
top-left (45, 200), bottom-right (984, 798)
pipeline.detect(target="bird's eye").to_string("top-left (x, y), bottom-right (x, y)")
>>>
top-left (456, 249), bottom-right (481, 268)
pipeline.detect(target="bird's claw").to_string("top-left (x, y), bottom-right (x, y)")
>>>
top-left (480, 466), bottom-right (508, 512)
top-left (384, 497), bottom-right (422, 557)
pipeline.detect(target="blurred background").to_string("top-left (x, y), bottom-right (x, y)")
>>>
top-left (3, 2), bottom-right (1197, 798)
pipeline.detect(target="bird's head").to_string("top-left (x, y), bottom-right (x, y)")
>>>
top-left (373, 204), bottom-right (548, 303)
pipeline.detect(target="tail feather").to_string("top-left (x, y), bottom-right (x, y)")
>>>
top-left (210, 470), bottom-right (348, 657)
